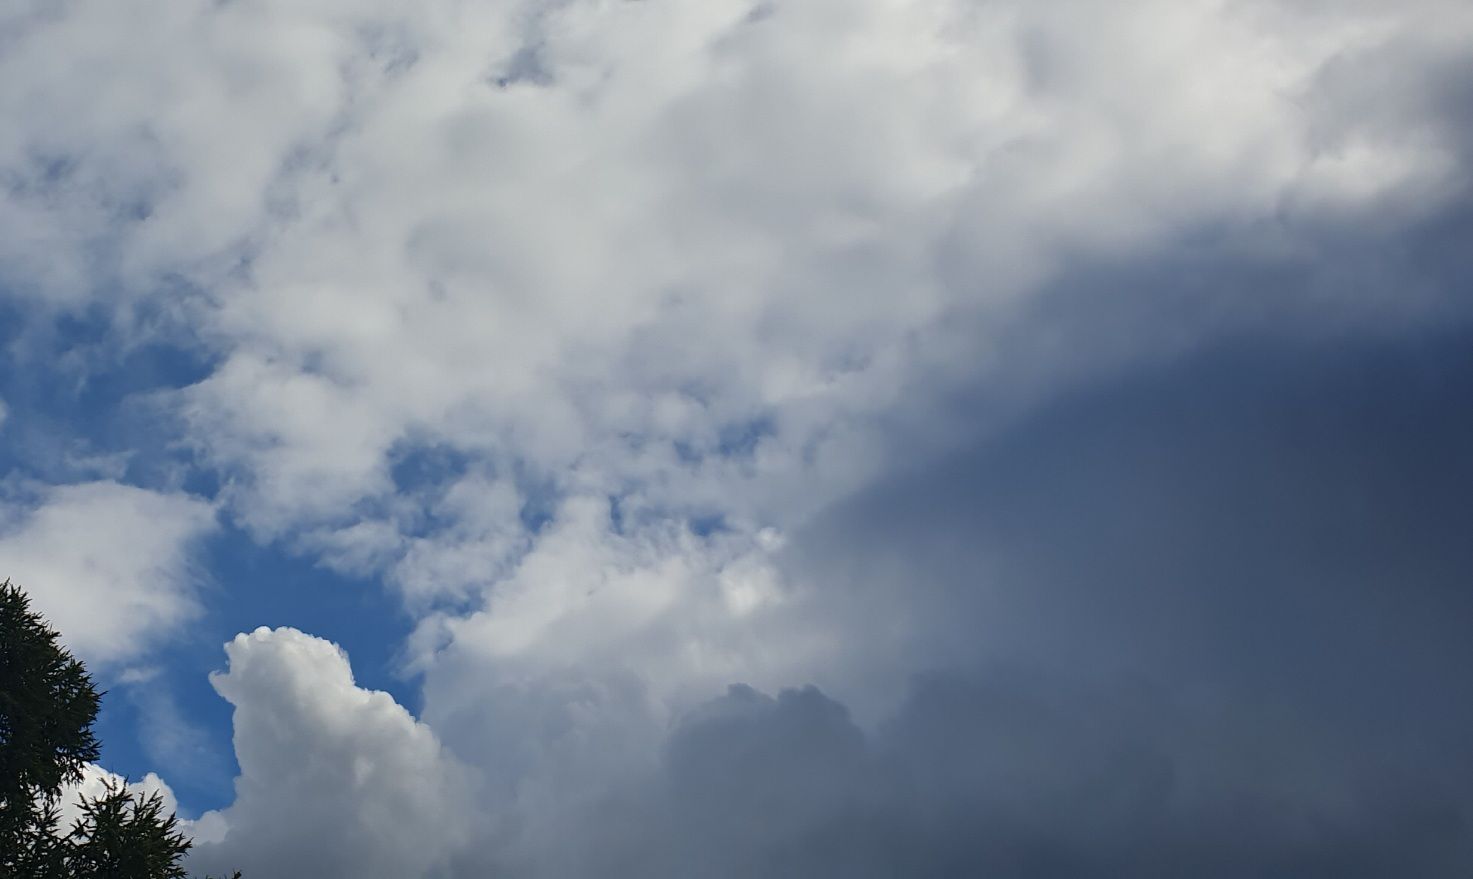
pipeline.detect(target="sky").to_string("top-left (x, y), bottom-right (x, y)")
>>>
top-left (2, 0), bottom-right (1472, 875)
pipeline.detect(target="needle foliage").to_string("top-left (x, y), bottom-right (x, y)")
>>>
top-left (0, 579), bottom-right (239, 879)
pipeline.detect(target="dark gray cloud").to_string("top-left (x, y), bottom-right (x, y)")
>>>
top-left (629, 670), bottom-right (1468, 877)
top-left (541, 315), bottom-right (1473, 877)
top-left (725, 324), bottom-right (1473, 875)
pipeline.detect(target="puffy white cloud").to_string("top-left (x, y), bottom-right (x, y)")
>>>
top-left (53, 764), bottom-right (182, 838)
top-left (187, 627), bottom-right (476, 879)
top-left (0, 482), bottom-right (216, 663)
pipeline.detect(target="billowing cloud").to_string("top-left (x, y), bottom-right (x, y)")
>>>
top-left (0, 482), bottom-right (216, 663)
top-left (187, 627), bottom-right (476, 879)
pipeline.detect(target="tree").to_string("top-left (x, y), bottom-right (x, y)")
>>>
top-left (0, 578), bottom-right (101, 870)
top-left (65, 779), bottom-right (191, 879)
top-left (0, 579), bottom-right (239, 879)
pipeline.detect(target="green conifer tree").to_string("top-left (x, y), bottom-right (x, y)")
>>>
top-left (0, 579), bottom-right (239, 879)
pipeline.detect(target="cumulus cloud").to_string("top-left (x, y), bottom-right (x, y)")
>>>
top-left (183, 621), bottom-right (1473, 877)
top-left (0, 482), bottom-right (216, 663)
top-left (186, 627), bottom-right (476, 879)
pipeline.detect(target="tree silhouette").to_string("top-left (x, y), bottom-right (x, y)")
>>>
top-left (0, 579), bottom-right (239, 879)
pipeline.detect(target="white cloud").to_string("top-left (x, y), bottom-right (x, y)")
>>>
top-left (54, 764), bottom-right (182, 837)
top-left (0, 482), bottom-right (217, 663)
top-left (142, 0), bottom-right (1473, 705)
top-left (186, 627), bottom-right (476, 879)
top-left (7, 0), bottom-right (1462, 554)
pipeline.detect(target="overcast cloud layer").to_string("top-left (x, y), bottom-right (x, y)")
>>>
top-left (3, 0), bottom-right (1471, 875)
